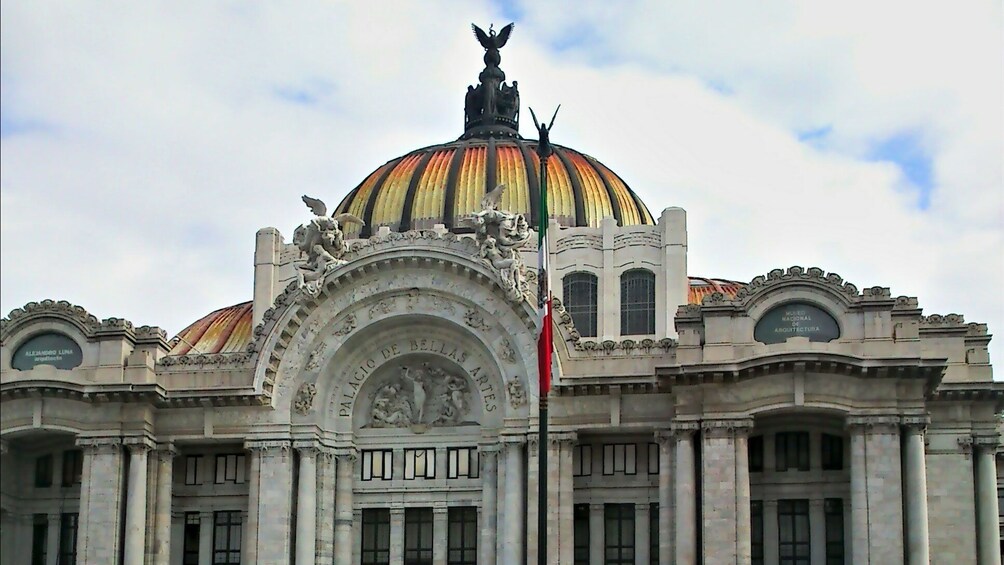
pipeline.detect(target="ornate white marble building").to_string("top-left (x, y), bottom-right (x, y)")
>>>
top-left (1, 26), bottom-right (1002, 565)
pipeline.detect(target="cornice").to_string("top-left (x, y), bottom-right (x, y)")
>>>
top-left (551, 297), bottom-right (677, 356)
top-left (0, 380), bottom-right (270, 408)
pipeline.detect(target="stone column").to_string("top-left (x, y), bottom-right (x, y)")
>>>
top-left (480, 446), bottom-right (499, 565)
top-left (558, 433), bottom-right (576, 565)
top-left (810, 499), bottom-right (826, 565)
top-left (847, 415), bottom-right (904, 565)
top-left (45, 514), bottom-right (60, 565)
top-left (635, 502), bottom-right (651, 565)
top-left (76, 437), bottom-right (125, 564)
top-left (700, 418), bottom-right (753, 565)
top-left (655, 430), bottom-right (674, 565)
top-left (123, 438), bottom-right (152, 565)
top-left (433, 505), bottom-right (449, 565)
top-left (525, 433), bottom-right (539, 565)
top-left (589, 503), bottom-right (604, 565)
top-left (673, 423), bottom-right (699, 565)
top-left (546, 437), bottom-right (560, 565)
top-left (199, 510), bottom-right (214, 564)
top-left (243, 443), bottom-right (263, 564)
top-left (501, 435), bottom-right (526, 565)
top-left (389, 507), bottom-right (405, 565)
top-left (152, 444), bottom-right (177, 565)
top-left (316, 449), bottom-right (336, 564)
top-left (763, 500), bottom-right (779, 565)
top-left (902, 417), bottom-right (930, 565)
top-left (295, 443), bottom-right (319, 565)
top-left (974, 437), bottom-right (1002, 565)
top-left (334, 449), bottom-right (357, 565)
top-left (250, 440), bottom-right (294, 563)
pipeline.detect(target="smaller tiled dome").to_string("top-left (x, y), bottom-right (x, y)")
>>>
top-left (168, 302), bottom-right (252, 355)
top-left (688, 277), bottom-right (744, 304)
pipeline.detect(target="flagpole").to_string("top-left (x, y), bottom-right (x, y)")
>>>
top-left (532, 105), bottom-right (558, 565)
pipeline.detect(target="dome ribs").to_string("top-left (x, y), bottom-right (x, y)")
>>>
top-left (586, 156), bottom-right (624, 226)
top-left (516, 139), bottom-right (540, 227)
top-left (441, 143), bottom-right (468, 231)
top-left (398, 149), bottom-right (437, 231)
top-left (360, 157), bottom-right (402, 238)
top-left (553, 146), bottom-right (589, 227)
top-left (486, 137), bottom-right (497, 201)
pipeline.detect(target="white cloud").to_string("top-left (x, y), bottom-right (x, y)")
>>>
top-left (1, 1), bottom-right (1001, 369)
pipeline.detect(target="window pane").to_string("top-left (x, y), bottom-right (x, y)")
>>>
top-left (564, 273), bottom-right (598, 337)
top-left (620, 269), bottom-right (655, 335)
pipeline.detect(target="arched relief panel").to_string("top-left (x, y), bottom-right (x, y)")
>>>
top-left (261, 257), bottom-right (537, 428)
top-left (740, 283), bottom-right (858, 347)
top-left (2, 320), bottom-right (95, 372)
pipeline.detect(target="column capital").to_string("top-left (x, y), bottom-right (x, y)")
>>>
top-left (973, 434), bottom-right (1002, 452)
top-left (846, 414), bottom-right (901, 434)
top-left (389, 507), bottom-right (406, 517)
top-left (123, 436), bottom-right (156, 453)
top-left (76, 436), bottom-right (122, 453)
top-left (526, 432), bottom-right (539, 449)
top-left (635, 502), bottom-right (652, 511)
top-left (333, 447), bottom-right (358, 462)
top-left (590, 503), bottom-right (605, 512)
top-left (669, 420), bottom-right (701, 439)
top-left (244, 439), bottom-right (292, 454)
top-left (501, 433), bottom-right (528, 446)
top-left (764, 499), bottom-right (779, 509)
top-left (154, 443), bottom-right (180, 462)
top-left (900, 414), bottom-right (931, 431)
top-left (701, 417), bottom-right (755, 438)
top-left (547, 431), bottom-right (577, 446)
top-left (292, 440), bottom-right (321, 457)
top-left (654, 428), bottom-right (674, 446)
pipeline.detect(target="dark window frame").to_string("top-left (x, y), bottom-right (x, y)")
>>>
top-left (563, 272), bottom-right (599, 337)
top-left (573, 503), bottom-right (590, 565)
top-left (748, 435), bottom-right (764, 473)
top-left (61, 449), bottom-right (83, 487)
top-left (35, 454), bottom-right (53, 488)
top-left (572, 444), bottom-right (592, 477)
top-left (604, 503), bottom-right (636, 564)
top-left (404, 508), bottom-right (434, 565)
top-left (620, 269), bottom-right (656, 335)
top-left (213, 453), bottom-right (246, 484)
top-left (649, 503), bottom-right (658, 565)
top-left (447, 506), bottom-right (477, 565)
top-left (602, 443), bottom-right (638, 476)
top-left (183, 512), bottom-right (200, 565)
top-left (403, 448), bottom-right (436, 480)
top-left (647, 443), bottom-right (659, 475)
top-left (751, 500), bottom-right (764, 565)
top-left (775, 432), bottom-right (810, 472)
top-left (32, 514), bottom-right (47, 565)
top-left (824, 498), bottom-right (845, 565)
top-left (211, 510), bottom-right (242, 565)
top-left (362, 450), bottom-right (394, 481)
top-left (446, 447), bottom-right (479, 479)
top-left (778, 499), bottom-right (810, 565)
top-left (821, 433), bottom-right (844, 471)
top-left (361, 508), bottom-right (391, 565)
top-left (185, 455), bottom-right (202, 486)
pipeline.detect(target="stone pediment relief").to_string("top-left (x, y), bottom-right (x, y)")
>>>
top-left (368, 363), bottom-right (475, 429)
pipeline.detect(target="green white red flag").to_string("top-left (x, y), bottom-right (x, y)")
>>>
top-left (537, 155), bottom-right (552, 398)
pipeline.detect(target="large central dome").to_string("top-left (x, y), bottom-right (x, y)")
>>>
top-left (333, 23), bottom-right (654, 239)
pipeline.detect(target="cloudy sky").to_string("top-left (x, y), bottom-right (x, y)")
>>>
top-left (2, 1), bottom-right (1001, 368)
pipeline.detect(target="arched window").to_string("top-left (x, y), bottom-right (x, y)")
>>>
top-left (562, 272), bottom-right (598, 338)
top-left (620, 269), bottom-right (655, 335)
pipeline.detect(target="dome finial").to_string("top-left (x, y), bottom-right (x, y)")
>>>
top-left (462, 23), bottom-right (520, 140)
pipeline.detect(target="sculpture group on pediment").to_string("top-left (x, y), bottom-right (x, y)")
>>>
top-left (468, 184), bottom-right (531, 302)
top-left (293, 195), bottom-right (365, 298)
top-left (368, 364), bottom-right (475, 428)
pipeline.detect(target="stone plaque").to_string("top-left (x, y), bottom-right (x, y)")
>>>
top-left (754, 303), bottom-right (839, 344)
top-left (12, 333), bottom-right (83, 370)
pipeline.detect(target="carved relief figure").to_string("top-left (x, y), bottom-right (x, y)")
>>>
top-left (294, 195), bottom-right (365, 298)
top-left (367, 363), bottom-right (475, 428)
top-left (506, 376), bottom-right (526, 408)
top-left (466, 184), bottom-right (531, 302)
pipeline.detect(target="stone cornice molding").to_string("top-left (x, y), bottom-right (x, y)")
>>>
top-left (669, 421), bottom-right (701, 439)
top-left (76, 437), bottom-right (122, 453)
top-left (123, 436), bottom-right (156, 453)
top-left (732, 266), bottom-right (867, 307)
top-left (525, 433), bottom-right (539, 449)
top-left (846, 415), bottom-right (901, 434)
top-left (547, 431), bottom-right (577, 446)
top-left (293, 440), bottom-right (321, 456)
top-left (1, 300), bottom-right (170, 349)
top-left (900, 415), bottom-right (931, 432)
top-left (972, 434), bottom-right (1001, 451)
top-left (701, 417), bottom-right (755, 438)
top-left (500, 433), bottom-right (528, 446)
top-left (244, 440), bottom-right (291, 454)
top-left (333, 447), bottom-right (358, 462)
top-left (0, 380), bottom-right (271, 409)
top-left (551, 297), bottom-right (677, 357)
top-left (930, 382), bottom-right (1004, 411)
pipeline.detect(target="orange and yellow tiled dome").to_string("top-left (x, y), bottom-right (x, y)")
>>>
top-left (333, 138), bottom-right (655, 239)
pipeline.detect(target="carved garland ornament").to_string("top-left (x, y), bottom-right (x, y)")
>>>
top-left (293, 382), bottom-right (318, 416)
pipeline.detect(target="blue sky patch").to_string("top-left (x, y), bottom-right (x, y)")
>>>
top-left (868, 133), bottom-right (934, 209)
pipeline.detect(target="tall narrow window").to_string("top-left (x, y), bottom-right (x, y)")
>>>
top-left (573, 444), bottom-right (592, 477)
top-left (777, 499), bottom-right (810, 565)
top-left (185, 455), bottom-right (202, 485)
top-left (604, 503), bottom-right (635, 564)
top-left (61, 449), bottom-right (83, 486)
top-left (31, 514), bottom-right (47, 565)
top-left (214, 454), bottom-right (246, 484)
top-left (649, 503), bottom-right (658, 565)
top-left (35, 454), bottom-right (53, 488)
top-left (362, 509), bottom-right (391, 565)
top-left (821, 434), bottom-right (843, 471)
top-left (447, 506), bottom-right (477, 565)
top-left (447, 447), bottom-right (479, 479)
top-left (404, 448), bottom-right (436, 480)
top-left (573, 504), bottom-right (589, 565)
top-left (775, 432), bottom-right (810, 472)
top-left (602, 444), bottom-right (637, 475)
top-left (647, 443), bottom-right (659, 475)
top-left (183, 513), bottom-right (200, 565)
top-left (59, 513), bottom-right (78, 565)
top-left (620, 269), bottom-right (655, 335)
top-left (563, 272), bottom-right (598, 337)
top-left (362, 450), bottom-right (394, 481)
top-left (212, 511), bottom-right (242, 565)
top-left (404, 508), bottom-right (434, 565)
top-left (748, 435), bottom-right (764, 472)
top-left (824, 498), bottom-right (845, 565)
top-left (751, 501), bottom-right (764, 565)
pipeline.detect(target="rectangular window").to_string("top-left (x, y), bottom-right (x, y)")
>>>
top-left (751, 500), bottom-right (764, 565)
top-left (59, 513), bottom-right (78, 564)
top-left (821, 434), bottom-right (844, 471)
top-left (775, 432), bottom-right (810, 472)
top-left (31, 514), bottom-right (47, 565)
top-left (212, 511), bottom-right (242, 565)
top-left (824, 498), bottom-right (845, 565)
top-left (362, 508), bottom-right (391, 565)
top-left (362, 450), bottom-right (394, 481)
top-left (404, 508), bottom-right (434, 565)
top-left (61, 449), bottom-right (83, 486)
top-left (649, 503), bottom-right (658, 565)
top-left (404, 448), bottom-right (436, 480)
top-left (185, 455), bottom-right (202, 485)
top-left (183, 513), bottom-right (200, 565)
top-left (573, 504), bottom-right (589, 565)
top-left (447, 506), bottom-right (477, 565)
top-left (748, 435), bottom-right (764, 472)
top-left (214, 454), bottom-right (246, 484)
top-left (602, 444), bottom-right (637, 475)
top-left (447, 447), bottom-right (479, 479)
top-left (35, 454), bottom-right (53, 488)
top-left (647, 443), bottom-right (659, 475)
top-left (777, 499), bottom-right (810, 565)
top-left (572, 444), bottom-right (592, 477)
top-left (604, 503), bottom-right (635, 564)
